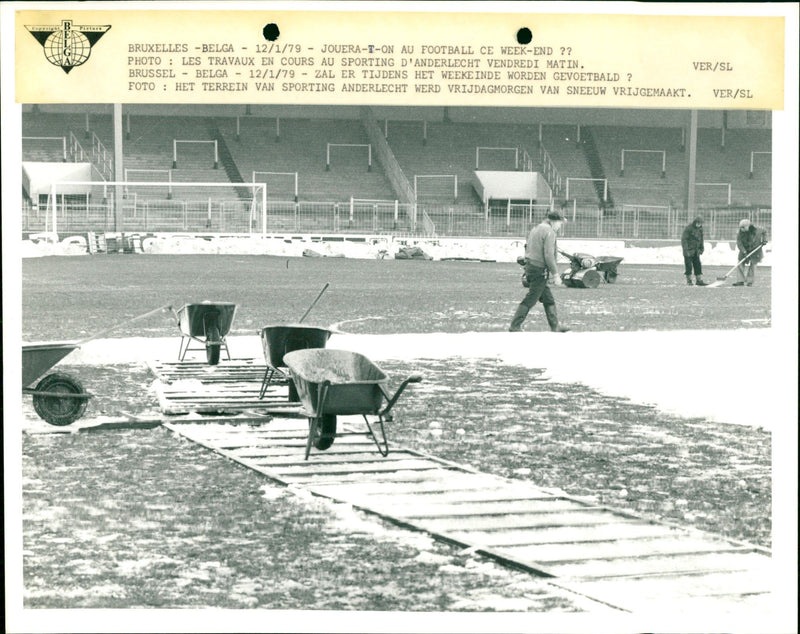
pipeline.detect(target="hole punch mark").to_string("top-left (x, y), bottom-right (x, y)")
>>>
top-left (263, 23), bottom-right (280, 41)
top-left (516, 27), bottom-right (532, 45)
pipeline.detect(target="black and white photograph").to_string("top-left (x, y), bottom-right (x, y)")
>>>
top-left (4, 3), bottom-right (798, 633)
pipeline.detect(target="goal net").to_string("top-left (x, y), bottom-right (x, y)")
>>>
top-left (45, 180), bottom-right (267, 234)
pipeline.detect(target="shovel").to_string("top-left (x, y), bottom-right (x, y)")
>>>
top-left (707, 244), bottom-right (765, 288)
top-left (299, 283), bottom-right (330, 323)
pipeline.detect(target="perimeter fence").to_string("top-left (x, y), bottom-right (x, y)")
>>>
top-left (21, 196), bottom-right (771, 242)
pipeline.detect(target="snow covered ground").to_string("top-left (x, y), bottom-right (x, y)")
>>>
top-left (20, 232), bottom-right (783, 430)
top-left (20, 232), bottom-right (772, 267)
top-left (67, 327), bottom-right (784, 431)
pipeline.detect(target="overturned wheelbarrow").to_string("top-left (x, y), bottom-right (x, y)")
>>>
top-left (258, 324), bottom-right (335, 401)
top-left (559, 249), bottom-right (624, 288)
top-left (283, 349), bottom-right (422, 460)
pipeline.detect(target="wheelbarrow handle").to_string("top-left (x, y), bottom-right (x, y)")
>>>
top-left (380, 375), bottom-right (422, 417)
top-left (77, 304), bottom-right (175, 345)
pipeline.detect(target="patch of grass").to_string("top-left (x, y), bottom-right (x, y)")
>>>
top-left (22, 428), bottom-right (581, 611)
top-left (380, 358), bottom-right (771, 548)
top-left (23, 256), bottom-right (770, 339)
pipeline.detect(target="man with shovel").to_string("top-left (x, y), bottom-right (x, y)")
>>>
top-left (681, 215), bottom-right (708, 286)
top-left (733, 218), bottom-right (768, 286)
top-left (509, 211), bottom-right (570, 333)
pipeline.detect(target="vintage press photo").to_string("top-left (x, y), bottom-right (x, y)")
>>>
top-left (3, 2), bottom-right (798, 633)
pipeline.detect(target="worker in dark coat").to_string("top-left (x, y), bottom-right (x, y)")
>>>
top-left (734, 218), bottom-right (768, 286)
top-left (509, 211), bottom-right (570, 332)
top-left (681, 216), bottom-right (707, 286)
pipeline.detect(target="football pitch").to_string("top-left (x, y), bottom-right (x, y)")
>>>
top-left (22, 254), bottom-right (771, 340)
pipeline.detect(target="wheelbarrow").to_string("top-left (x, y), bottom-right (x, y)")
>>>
top-left (22, 304), bottom-right (172, 425)
top-left (22, 342), bottom-right (91, 425)
top-left (258, 324), bottom-right (335, 401)
top-left (174, 302), bottom-right (237, 365)
top-left (283, 349), bottom-right (422, 460)
top-left (558, 249), bottom-right (624, 288)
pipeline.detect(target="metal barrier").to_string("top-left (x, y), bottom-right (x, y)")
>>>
top-left (22, 197), bottom-right (771, 241)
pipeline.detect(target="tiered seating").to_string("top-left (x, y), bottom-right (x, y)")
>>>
top-left (388, 120), bottom-right (547, 204)
top-left (22, 112), bottom-right (86, 162)
top-left (215, 117), bottom-right (396, 203)
top-left (121, 115), bottom-right (239, 202)
top-left (696, 128), bottom-right (771, 207)
top-left (591, 126), bottom-right (686, 209)
top-left (539, 125), bottom-right (594, 202)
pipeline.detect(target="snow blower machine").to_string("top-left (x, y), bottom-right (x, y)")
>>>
top-left (558, 249), bottom-right (624, 288)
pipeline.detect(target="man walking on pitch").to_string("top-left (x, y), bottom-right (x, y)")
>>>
top-left (509, 211), bottom-right (570, 333)
top-left (681, 215), bottom-right (708, 286)
top-left (734, 218), bottom-right (768, 286)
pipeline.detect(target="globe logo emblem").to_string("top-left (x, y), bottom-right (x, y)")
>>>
top-left (26, 20), bottom-right (110, 74)
top-left (44, 28), bottom-right (92, 71)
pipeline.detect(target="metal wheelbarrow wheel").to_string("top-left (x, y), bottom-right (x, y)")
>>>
top-left (32, 372), bottom-right (88, 426)
top-left (308, 414), bottom-right (337, 450)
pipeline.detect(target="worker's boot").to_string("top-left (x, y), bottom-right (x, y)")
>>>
top-left (544, 305), bottom-right (571, 332)
top-left (695, 275), bottom-right (708, 287)
top-left (508, 304), bottom-right (530, 332)
top-left (685, 275), bottom-right (693, 285)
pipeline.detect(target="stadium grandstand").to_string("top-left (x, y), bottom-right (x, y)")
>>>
top-left (21, 104), bottom-right (771, 241)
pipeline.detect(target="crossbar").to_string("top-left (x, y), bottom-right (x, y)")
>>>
top-left (696, 182), bottom-right (732, 205)
top-left (749, 151), bottom-right (771, 177)
top-left (414, 174), bottom-right (458, 201)
top-left (565, 177), bottom-right (607, 201)
top-left (620, 149), bottom-right (666, 177)
top-left (326, 143), bottom-right (372, 171)
top-left (23, 136), bottom-right (67, 161)
top-left (125, 169), bottom-right (173, 198)
top-left (476, 146), bottom-right (519, 170)
top-left (173, 139), bottom-right (219, 168)
top-left (253, 171), bottom-right (298, 200)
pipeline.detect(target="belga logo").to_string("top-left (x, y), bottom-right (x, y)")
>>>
top-left (25, 20), bottom-right (111, 74)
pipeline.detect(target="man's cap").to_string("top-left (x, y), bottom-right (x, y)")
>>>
top-left (739, 218), bottom-right (751, 228)
top-left (693, 215), bottom-right (704, 225)
top-left (547, 211), bottom-right (566, 221)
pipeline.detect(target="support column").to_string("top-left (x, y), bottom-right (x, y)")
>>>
top-left (114, 103), bottom-right (124, 232)
top-left (685, 109), bottom-right (698, 218)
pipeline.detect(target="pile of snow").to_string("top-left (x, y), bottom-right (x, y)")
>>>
top-left (20, 232), bottom-right (771, 267)
top-left (21, 234), bottom-right (88, 258)
top-left (63, 329), bottom-right (788, 430)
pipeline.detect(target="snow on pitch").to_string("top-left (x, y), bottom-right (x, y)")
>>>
top-left (72, 328), bottom-right (778, 431)
top-left (23, 235), bottom-right (780, 429)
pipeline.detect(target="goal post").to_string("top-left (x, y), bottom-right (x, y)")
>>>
top-left (22, 136), bottom-right (68, 162)
top-left (476, 146), bottom-right (519, 170)
top-left (47, 180), bottom-right (267, 235)
top-left (565, 177), bottom-right (608, 201)
top-left (620, 149), bottom-right (666, 178)
top-left (173, 139), bottom-right (219, 169)
top-left (124, 168), bottom-right (173, 198)
top-left (414, 174), bottom-right (458, 202)
top-left (695, 182), bottom-right (731, 206)
top-left (748, 151), bottom-right (771, 178)
top-left (326, 143), bottom-right (372, 172)
top-left (252, 170), bottom-right (298, 202)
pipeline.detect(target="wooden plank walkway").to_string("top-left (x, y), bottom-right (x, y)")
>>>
top-left (149, 358), bottom-right (303, 416)
top-left (151, 359), bottom-right (773, 615)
